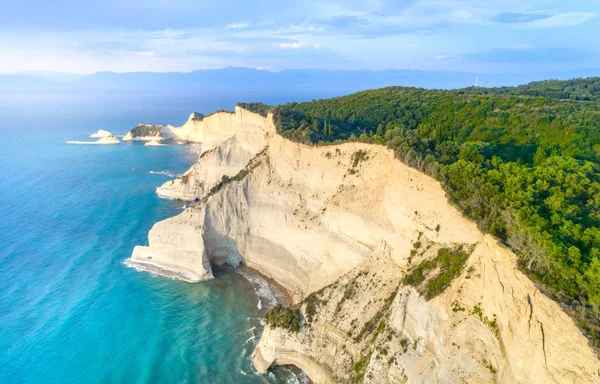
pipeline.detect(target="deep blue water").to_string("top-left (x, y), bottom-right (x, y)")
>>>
top-left (0, 90), bottom-right (332, 384)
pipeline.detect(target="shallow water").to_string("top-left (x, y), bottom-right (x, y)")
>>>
top-left (0, 91), bottom-right (312, 384)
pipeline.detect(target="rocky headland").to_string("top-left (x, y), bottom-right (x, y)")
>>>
top-left (127, 107), bottom-right (600, 383)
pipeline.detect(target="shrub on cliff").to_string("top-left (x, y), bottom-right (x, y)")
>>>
top-left (402, 246), bottom-right (470, 300)
top-left (236, 102), bottom-right (272, 117)
top-left (264, 305), bottom-right (301, 333)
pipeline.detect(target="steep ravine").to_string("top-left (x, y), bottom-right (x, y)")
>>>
top-left (127, 108), bottom-right (600, 383)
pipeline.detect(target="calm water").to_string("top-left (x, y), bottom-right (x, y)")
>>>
top-left (0, 90), bottom-right (332, 384)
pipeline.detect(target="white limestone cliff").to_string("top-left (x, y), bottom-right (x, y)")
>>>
top-left (155, 107), bottom-right (274, 200)
top-left (127, 108), bottom-right (600, 383)
top-left (122, 108), bottom-right (269, 146)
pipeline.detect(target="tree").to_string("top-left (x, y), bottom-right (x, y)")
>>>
top-left (533, 146), bottom-right (546, 166)
top-left (312, 119), bottom-right (319, 132)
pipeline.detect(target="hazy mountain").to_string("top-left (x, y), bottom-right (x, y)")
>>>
top-left (2, 67), bottom-right (600, 92)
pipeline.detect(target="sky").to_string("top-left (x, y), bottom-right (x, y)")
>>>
top-left (0, 0), bottom-right (598, 74)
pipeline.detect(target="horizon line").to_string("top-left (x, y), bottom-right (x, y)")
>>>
top-left (2, 66), bottom-right (600, 77)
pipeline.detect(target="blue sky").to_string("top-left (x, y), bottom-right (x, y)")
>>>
top-left (0, 0), bottom-right (598, 74)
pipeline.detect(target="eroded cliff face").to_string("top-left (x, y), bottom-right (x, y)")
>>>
top-left (128, 109), bottom-right (600, 383)
top-left (123, 107), bottom-right (270, 145)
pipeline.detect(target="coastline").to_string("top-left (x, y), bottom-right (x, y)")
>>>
top-left (124, 257), bottom-right (293, 306)
top-left (124, 259), bottom-right (212, 283)
top-left (238, 266), bottom-right (293, 307)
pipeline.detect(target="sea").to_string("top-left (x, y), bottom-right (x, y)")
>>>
top-left (0, 88), bottom-right (349, 384)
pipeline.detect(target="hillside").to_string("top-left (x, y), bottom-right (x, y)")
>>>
top-left (466, 77), bottom-right (600, 101)
top-left (239, 78), bottom-right (600, 348)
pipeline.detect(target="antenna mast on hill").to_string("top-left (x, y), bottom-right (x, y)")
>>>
top-left (475, 75), bottom-right (479, 87)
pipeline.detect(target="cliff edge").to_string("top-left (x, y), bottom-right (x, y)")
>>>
top-left (127, 108), bottom-right (600, 383)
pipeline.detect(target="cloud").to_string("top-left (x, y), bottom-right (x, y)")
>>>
top-left (522, 12), bottom-right (596, 28)
top-left (226, 22), bottom-right (250, 29)
top-left (1, 0), bottom-right (598, 73)
top-left (279, 41), bottom-right (309, 49)
top-left (492, 11), bottom-right (596, 28)
top-left (277, 41), bottom-right (322, 49)
top-left (136, 50), bottom-right (155, 56)
top-left (492, 12), bottom-right (549, 24)
top-left (503, 45), bottom-right (535, 50)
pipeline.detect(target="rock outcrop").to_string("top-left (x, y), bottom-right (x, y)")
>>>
top-left (90, 129), bottom-right (114, 138)
top-left (122, 109), bottom-right (264, 146)
top-left (128, 108), bottom-right (600, 383)
top-left (66, 134), bottom-right (120, 145)
top-left (122, 123), bottom-right (162, 141)
top-left (155, 107), bottom-right (272, 200)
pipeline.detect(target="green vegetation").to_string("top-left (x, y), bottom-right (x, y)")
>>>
top-left (204, 109), bottom-right (233, 118)
top-left (335, 278), bottom-right (358, 314)
top-left (472, 303), bottom-right (501, 340)
top-left (238, 78), bottom-right (600, 346)
top-left (189, 112), bottom-right (205, 120)
top-left (354, 287), bottom-right (399, 343)
top-left (352, 352), bottom-right (372, 383)
top-left (402, 246), bottom-right (470, 299)
top-left (402, 258), bottom-right (436, 287)
top-left (264, 305), bottom-right (301, 333)
top-left (465, 77), bottom-right (600, 101)
top-left (129, 123), bottom-right (161, 137)
top-left (236, 102), bottom-right (271, 117)
top-left (351, 149), bottom-right (369, 168)
top-left (199, 147), bottom-right (268, 203)
top-left (303, 291), bottom-right (326, 324)
top-left (425, 247), bottom-right (471, 299)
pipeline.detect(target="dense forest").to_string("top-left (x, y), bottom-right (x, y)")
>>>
top-left (238, 78), bottom-right (600, 347)
top-left (466, 77), bottom-right (600, 101)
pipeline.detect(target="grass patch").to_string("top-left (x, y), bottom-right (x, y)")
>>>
top-left (402, 246), bottom-right (470, 299)
top-left (352, 352), bottom-right (372, 383)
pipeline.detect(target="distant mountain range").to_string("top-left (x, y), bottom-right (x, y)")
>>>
top-left (2, 67), bottom-right (600, 92)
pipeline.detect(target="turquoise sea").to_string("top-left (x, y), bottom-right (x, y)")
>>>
top-left (0, 90), bottom-right (340, 384)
